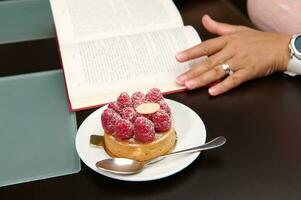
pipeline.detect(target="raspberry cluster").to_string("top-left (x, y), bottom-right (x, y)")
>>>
top-left (101, 88), bottom-right (172, 142)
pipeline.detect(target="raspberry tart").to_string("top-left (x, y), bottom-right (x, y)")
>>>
top-left (101, 88), bottom-right (176, 161)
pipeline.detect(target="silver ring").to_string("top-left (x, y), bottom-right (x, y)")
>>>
top-left (222, 63), bottom-right (234, 75)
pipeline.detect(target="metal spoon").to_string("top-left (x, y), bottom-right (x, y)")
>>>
top-left (95, 136), bottom-right (226, 174)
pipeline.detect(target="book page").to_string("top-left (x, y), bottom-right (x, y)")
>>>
top-left (50, 0), bottom-right (183, 44)
top-left (60, 26), bottom-right (205, 109)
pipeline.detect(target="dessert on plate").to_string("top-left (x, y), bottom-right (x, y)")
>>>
top-left (101, 88), bottom-right (176, 161)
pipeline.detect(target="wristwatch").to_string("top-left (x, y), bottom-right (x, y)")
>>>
top-left (285, 33), bottom-right (301, 76)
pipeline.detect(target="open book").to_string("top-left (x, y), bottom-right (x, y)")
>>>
top-left (50, 0), bottom-right (203, 111)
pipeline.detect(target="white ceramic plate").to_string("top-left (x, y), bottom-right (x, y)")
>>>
top-left (76, 99), bottom-right (206, 181)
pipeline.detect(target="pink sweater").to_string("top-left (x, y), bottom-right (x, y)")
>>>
top-left (247, 0), bottom-right (301, 35)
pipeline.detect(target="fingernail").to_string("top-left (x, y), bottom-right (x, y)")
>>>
top-left (176, 52), bottom-right (187, 62)
top-left (185, 81), bottom-right (195, 89)
top-left (208, 87), bottom-right (216, 96)
top-left (176, 75), bottom-right (187, 84)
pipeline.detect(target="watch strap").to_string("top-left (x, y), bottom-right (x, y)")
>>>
top-left (285, 55), bottom-right (301, 76)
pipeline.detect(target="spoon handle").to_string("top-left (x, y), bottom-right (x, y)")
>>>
top-left (158, 136), bottom-right (226, 159)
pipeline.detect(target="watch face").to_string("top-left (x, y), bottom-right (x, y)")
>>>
top-left (294, 35), bottom-right (301, 53)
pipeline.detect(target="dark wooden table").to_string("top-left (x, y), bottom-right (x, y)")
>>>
top-left (1, 1), bottom-right (301, 199)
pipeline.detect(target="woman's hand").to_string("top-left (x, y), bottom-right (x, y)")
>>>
top-left (176, 15), bottom-right (291, 96)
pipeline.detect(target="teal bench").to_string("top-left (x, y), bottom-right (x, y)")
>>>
top-left (0, 0), bottom-right (54, 44)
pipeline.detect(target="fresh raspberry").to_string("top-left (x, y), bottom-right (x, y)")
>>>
top-left (131, 91), bottom-right (144, 102)
top-left (101, 108), bottom-right (121, 134)
top-left (152, 109), bottom-right (171, 132)
top-left (157, 100), bottom-right (171, 116)
top-left (117, 92), bottom-right (132, 108)
top-left (115, 119), bottom-right (134, 140)
top-left (145, 88), bottom-right (163, 103)
top-left (122, 107), bottom-right (138, 123)
top-left (131, 91), bottom-right (145, 108)
top-left (133, 117), bottom-right (155, 142)
top-left (108, 101), bottom-right (123, 114)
